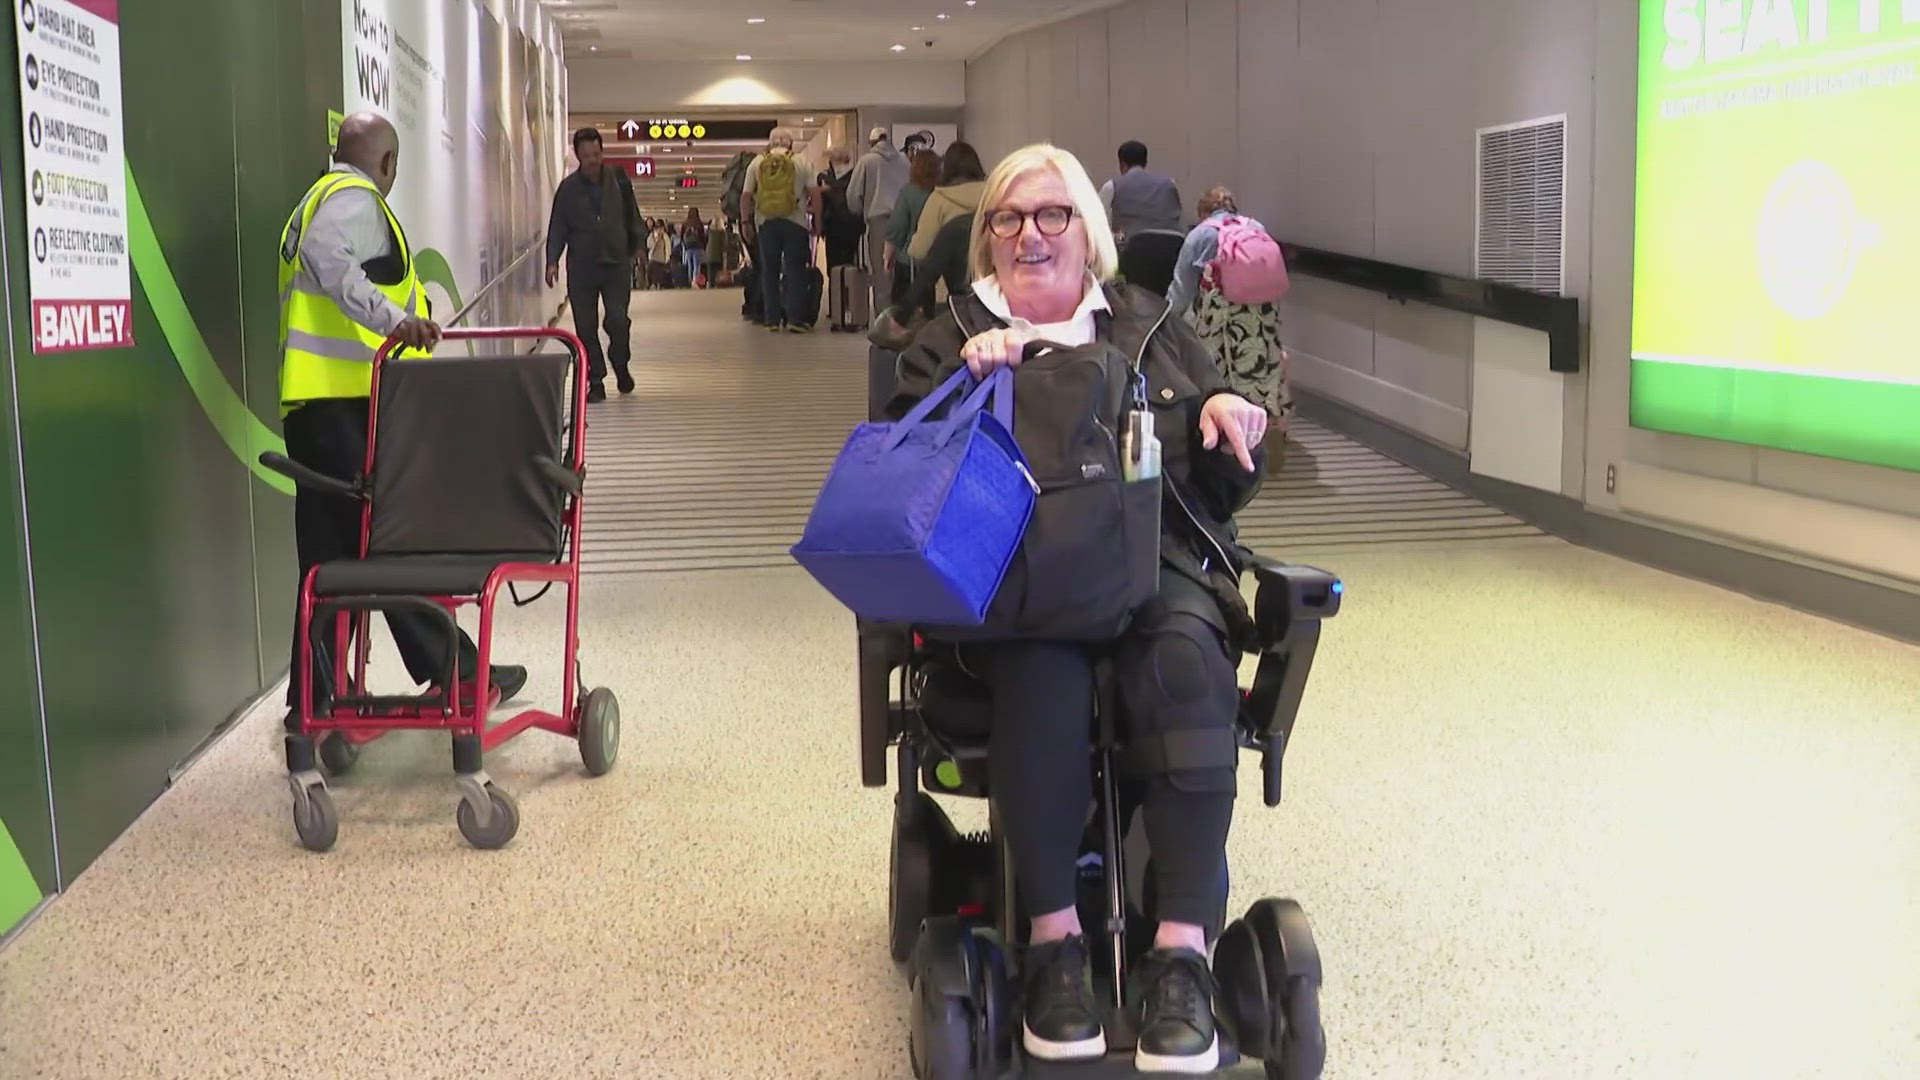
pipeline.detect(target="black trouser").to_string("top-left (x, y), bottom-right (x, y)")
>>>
top-left (963, 584), bottom-right (1240, 932)
top-left (282, 399), bottom-right (477, 715)
top-left (567, 262), bottom-right (633, 388)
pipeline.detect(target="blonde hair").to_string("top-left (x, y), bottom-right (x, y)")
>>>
top-left (1199, 186), bottom-right (1238, 218)
top-left (969, 144), bottom-right (1120, 283)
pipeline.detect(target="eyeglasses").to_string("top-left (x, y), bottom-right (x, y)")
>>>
top-left (986, 205), bottom-right (1076, 239)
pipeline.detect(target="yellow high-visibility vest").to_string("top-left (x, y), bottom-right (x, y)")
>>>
top-left (276, 172), bottom-right (426, 412)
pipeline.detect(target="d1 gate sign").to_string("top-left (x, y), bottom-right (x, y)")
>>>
top-left (606, 156), bottom-right (655, 179)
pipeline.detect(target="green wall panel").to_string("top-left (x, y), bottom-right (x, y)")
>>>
top-left (1, 2), bottom-right (340, 891)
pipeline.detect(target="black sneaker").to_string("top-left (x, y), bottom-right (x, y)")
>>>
top-left (1133, 948), bottom-right (1220, 1074)
top-left (489, 665), bottom-right (528, 703)
top-left (1021, 935), bottom-right (1106, 1062)
top-left (614, 367), bottom-right (635, 395)
top-left (586, 383), bottom-right (607, 404)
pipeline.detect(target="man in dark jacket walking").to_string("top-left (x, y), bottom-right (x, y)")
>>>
top-left (545, 127), bottom-right (644, 403)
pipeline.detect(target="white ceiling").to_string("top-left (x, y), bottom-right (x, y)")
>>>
top-left (541, 0), bottom-right (1121, 63)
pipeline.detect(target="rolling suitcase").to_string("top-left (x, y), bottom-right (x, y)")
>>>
top-left (798, 241), bottom-right (824, 327)
top-left (830, 264), bottom-right (872, 333)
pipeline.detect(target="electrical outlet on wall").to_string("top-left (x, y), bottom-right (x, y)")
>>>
top-left (1606, 463), bottom-right (1617, 493)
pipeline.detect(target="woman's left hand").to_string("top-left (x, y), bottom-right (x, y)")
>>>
top-left (1199, 393), bottom-right (1269, 473)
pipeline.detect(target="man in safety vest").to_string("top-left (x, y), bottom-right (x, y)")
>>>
top-left (276, 111), bottom-right (525, 726)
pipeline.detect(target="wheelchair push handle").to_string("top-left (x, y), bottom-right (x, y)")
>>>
top-left (371, 326), bottom-right (593, 381)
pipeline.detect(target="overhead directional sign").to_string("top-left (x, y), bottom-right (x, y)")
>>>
top-left (641, 118), bottom-right (775, 141)
top-left (617, 118), bottom-right (641, 139)
top-left (633, 158), bottom-right (654, 178)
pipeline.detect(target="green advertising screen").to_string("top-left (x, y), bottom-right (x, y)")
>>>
top-left (1632, 1), bottom-right (1920, 472)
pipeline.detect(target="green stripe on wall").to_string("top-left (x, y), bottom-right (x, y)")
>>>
top-left (1630, 359), bottom-right (1920, 473)
top-left (125, 166), bottom-right (294, 494)
top-left (1, 817), bottom-right (44, 932)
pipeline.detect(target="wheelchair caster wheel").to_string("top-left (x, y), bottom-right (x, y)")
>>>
top-left (455, 783), bottom-right (520, 850)
top-left (289, 776), bottom-right (337, 853)
top-left (318, 732), bottom-right (360, 776)
top-left (908, 916), bottom-right (1012, 1079)
top-left (577, 687), bottom-right (619, 776)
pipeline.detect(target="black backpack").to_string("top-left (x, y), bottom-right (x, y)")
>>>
top-left (718, 151), bottom-right (756, 222)
top-left (930, 333), bottom-right (1162, 643)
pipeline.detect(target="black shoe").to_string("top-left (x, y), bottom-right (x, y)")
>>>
top-left (440, 665), bottom-right (528, 709)
top-left (489, 665), bottom-right (528, 703)
top-left (586, 383), bottom-right (607, 404)
top-left (615, 368), bottom-right (635, 395)
top-left (1133, 948), bottom-right (1220, 1074)
top-left (1021, 935), bottom-right (1106, 1062)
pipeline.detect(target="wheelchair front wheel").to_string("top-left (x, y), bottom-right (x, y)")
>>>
top-left (290, 778), bottom-right (337, 853)
top-left (1248, 898), bottom-right (1324, 1080)
top-left (578, 687), bottom-right (620, 777)
top-left (456, 783), bottom-right (520, 850)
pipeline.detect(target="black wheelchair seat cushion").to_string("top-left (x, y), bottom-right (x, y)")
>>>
top-left (311, 554), bottom-right (553, 598)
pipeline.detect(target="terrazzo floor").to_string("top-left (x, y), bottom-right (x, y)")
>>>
top-left (2, 293), bottom-right (1917, 1080)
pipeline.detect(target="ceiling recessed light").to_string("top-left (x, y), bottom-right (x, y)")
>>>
top-left (747, 17), bottom-right (766, 23)
top-left (588, 45), bottom-right (597, 51)
top-left (736, 54), bottom-right (752, 60)
top-left (937, 12), bottom-right (950, 19)
top-left (890, 43), bottom-right (906, 52)
top-left (912, 25), bottom-right (924, 30)
top-left (966, 1), bottom-right (976, 6)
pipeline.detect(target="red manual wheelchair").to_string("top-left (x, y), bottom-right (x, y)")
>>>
top-left (262, 326), bottom-right (619, 852)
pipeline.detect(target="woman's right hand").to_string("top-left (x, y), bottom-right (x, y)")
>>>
top-left (959, 328), bottom-right (1042, 378)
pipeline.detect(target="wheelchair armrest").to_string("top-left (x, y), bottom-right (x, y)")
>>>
top-left (1243, 556), bottom-right (1344, 807)
top-left (259, 452), bottom-right (362, 500)
top-left (1249, 556), bottom-right (1343, 646)
top-left (857, 620), bottom-right (915, 787)
top-left (533, 455), bottom-right (585, 497)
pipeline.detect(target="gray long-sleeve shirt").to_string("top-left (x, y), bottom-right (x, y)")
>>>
top-left (287, 164), bottom-right (410, 337)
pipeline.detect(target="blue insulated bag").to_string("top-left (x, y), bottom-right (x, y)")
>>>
top-left (791, 367), bottom-right (1037, 625)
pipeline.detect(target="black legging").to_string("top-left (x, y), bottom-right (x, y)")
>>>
top-left (962, 580), bottom-right (1240, 931)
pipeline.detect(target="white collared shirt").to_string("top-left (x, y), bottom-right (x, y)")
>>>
top-left (970, 273), bottom-right (1111, 347)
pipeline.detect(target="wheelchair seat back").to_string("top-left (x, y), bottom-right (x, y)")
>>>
top-left (368, 352), bottom-right (573, 561)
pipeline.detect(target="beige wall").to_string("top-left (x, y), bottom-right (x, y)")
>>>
top-left (963, 0), bottom-right (1920, 590)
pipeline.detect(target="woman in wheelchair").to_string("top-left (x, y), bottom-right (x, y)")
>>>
top-left (888, 144), bottom-right (1271, 1074)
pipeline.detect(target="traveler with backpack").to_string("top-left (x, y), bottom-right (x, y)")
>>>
top-left (740, 128), bottom-right (819, 333)
top-left (885, 143), bottom-right (1269, 1075)
top-left (818, 147), bottom-right (869, 331)
top-left (1167, 186), bottom-right (1293, 465)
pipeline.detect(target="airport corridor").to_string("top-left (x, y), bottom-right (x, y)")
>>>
top-left (1, 292), bottom-right (1916, 1080)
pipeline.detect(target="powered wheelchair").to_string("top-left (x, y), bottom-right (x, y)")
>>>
top-left (857, 556), bottom-right (1343, 1079)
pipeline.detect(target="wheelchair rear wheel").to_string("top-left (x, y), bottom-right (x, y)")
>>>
top-left (318, 732), bottom-right (360, 776)
top-left (891, 792), bottom-right (940, 963)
